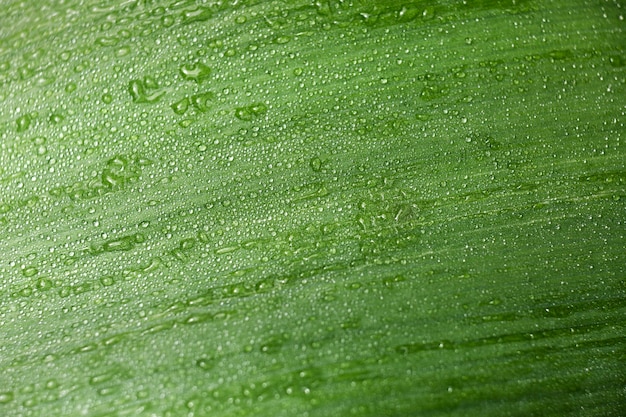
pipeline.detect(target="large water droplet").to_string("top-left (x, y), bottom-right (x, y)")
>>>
top-left (16, 113), bottom-right (32, 132)
top-left (179, 62), bottom-right (211, 83)
top-left (0, 391), bottom-right (14, 404)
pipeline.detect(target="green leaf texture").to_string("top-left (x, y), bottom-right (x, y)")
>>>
top-left (0, 0), bottom-right (624, 416)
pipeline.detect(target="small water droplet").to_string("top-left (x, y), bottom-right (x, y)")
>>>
top-left (50, 113), bottom-right (64, 124)
top-left (95, 36), bottom-right (119, 47)
top-left (162, 15), bottom-right (175, 27)
top-left (103, 236), bottom-right (136, 252)
top-left (274, 35), bottom-right (291, 44)
top-left (22, 266), bottom-right (38, 277)
top-left (196, 358), bottom-right (214, 370)
top-left (182, 6), bottom-right (212, 24)
top-left (310, 157), bottom-right (322, 172)
top-left (45, 379), bottom-right (59, 390)
top-left (178, 119), bottom-right (193, 128)
top-left (36, 277), bottom-right (53, 291)
top-left (0, 391), bottom-right (14, 404)
top-left (116, 46), bottom-right (131, 57)
top-left (235, 102), bottom-right (267, 121)
top-left (16, 114), bottom-right (32, 132)
top-left (179, 62), bottom-right (211, 83)
top-left (128, 79), bottom-right (163, 103)
top-left (171, 97), bottom-right (189, 115)
top-left (180, 238), bottom-right (195, 250)
top-left (190, 91), bottom-right (214, 112)
top-left (197, 231), bottom-right (209, 242)
top-left (100, 275), bottom-right (115, 286)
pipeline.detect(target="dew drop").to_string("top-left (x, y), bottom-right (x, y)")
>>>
top-left (100, 276), bottom-right (115, 286)
top-left (182, 7), bottom-right (213, 24)
top-left (116, 46), bottom-right (131, 57)
top-left (179, 62), bottom-right (211, 83)
top-left (162, 15), bottom-right (175, 27)
top-left (36, 277), bottom-right (53, 291)
top-left (310, 157), bottom-right (322, 172)
top-left (50, 113), bottom-right (64, 124)
top-left (0, 391), bottom-right (14, 404)
top-left (16, 113), bottom-right (32, 132)
top-left (190, 92), bottom-right (214, 112)
top-left (196, 358), bottom-right (214, 370)
top-left (171, 97), bottom-right (189, 115)
top-left (274, 36), bottom-right (291, 44)
top-left (180, 238), bottom-right (195, 250)
top-left (22, 266), bottom-right (39, 277)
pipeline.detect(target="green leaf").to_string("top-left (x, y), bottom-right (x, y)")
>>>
top-left (0, 0), bottom-right (624, 416)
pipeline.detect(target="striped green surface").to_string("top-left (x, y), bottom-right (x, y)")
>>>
top-left (0, 0), bottom-right (624, 415)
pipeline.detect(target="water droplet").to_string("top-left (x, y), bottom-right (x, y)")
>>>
top-left (97, 386), bottom-right (119, 396)
top-left (180, 238), bottom-right (195, 250)
top-left (95, 36), bottom-right (119, 47)
top-left (398, 5), bottom-right (420, 22)
top-left (16, 113), bottom-right (32, 132)
top-left (608, 54), bottom-right (625, 67)
top-left (36, 277), bottom-right (53, 291)
top-left (182, 6), bottom-right (212, 24)
top-left (274, 35), bottom-right (291, 44)
top-left (102, 93), bottom-right (113, 104)
top-left (196, 358), bottom-right (214, 370)
top-left (116, 46), bottom-right (131, 57)
top-left (103, 236), bottom-right (136, 252)
top-left (190, 91), bottom-right (214, 112)
top-left (0, 391), bottom-right (14, 404)
top-left (128, 79), bottom-right (144, 101)
top-left (235, 102), bottom-right (267, 121)
top-left (171, 97), bottom-right (189, 115)
top-left (422, 6), bottom-right (435, 20)
top-left (128, 79), bottom-right (163, 103)
top-left (100, 275), bottom-right (115, 286)
top-left (179, 62), bottom-right (211, 83)
top-left (18, 287), bottom-right (33, 297)
top-left (197, 231), bottom-right (209, 242)
top-left (216, 246), bottom-right (238, 254)
top-left (182, 312), bottom-right (214, 325)
top-left (171, 248), bottom-right (188, 262)
top-left (50, 113), bottom-right (64, 124)
top-left (22, 266), bottom-right (38, 277)
top-left (162, 15), bottom-right (175, 27)
top-left (310, 157), bottom-right (322, 172)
